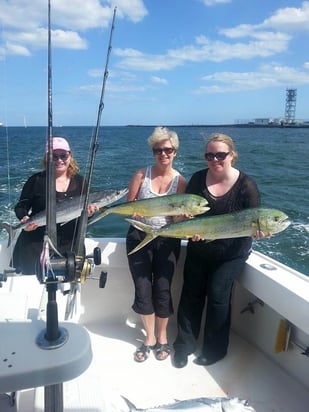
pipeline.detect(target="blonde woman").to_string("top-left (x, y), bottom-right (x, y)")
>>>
top-left (126, 127), bottom-right (186, 362)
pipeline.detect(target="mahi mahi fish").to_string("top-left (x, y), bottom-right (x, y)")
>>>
top-left (122, 396), bottom-right (256, 412)
top-left (88, 193), bottom-right (209, 226)
top-left (126, 208), bottom-right (290, 254)
top-left (0, 188), bottom-right (128, 246)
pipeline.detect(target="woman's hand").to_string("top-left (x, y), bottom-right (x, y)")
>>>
top-left (252, 230), bottom-right (271, 239)
top-left (191, 234), bottom-right (203, 242)
top-left (21, 216), bottom-right (38, 232)
top-left (87, 204), bottom-right (99, 217)
top-left (132, 212), bottom-right (143, 219)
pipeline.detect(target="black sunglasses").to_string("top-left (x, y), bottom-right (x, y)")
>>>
top-left (53, 153), bottom-right (70, 161)
top-left (205, 152), bottom-right (230, 161)
top-left (153, 147), bottom-right (175, 155)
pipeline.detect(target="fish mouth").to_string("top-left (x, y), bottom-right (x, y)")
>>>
top-left (275, 216), bottom-right (291, 232)
top-left (281, 218), bottom-right (291, 230)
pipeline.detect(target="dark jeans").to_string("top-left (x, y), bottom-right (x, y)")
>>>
top-left (174, 246), bottom-right (248, 359)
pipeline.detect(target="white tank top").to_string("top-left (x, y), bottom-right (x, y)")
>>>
top-left (137, 166), bottom-right (180, 228)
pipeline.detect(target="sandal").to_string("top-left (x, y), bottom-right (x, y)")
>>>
top-left (155, 342), bottom-right (171, 361)
top-left (134, 343), bottom-right (156, 362)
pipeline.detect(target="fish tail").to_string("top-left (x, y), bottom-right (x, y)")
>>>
top-left (0, 221), bottom-right (14, 247)
top-left (88, 207), bottom-right (109, 226)
top-left (121, 396), bottom-right (137, 411)
top-left (126, 218), bottom-right (158, 255)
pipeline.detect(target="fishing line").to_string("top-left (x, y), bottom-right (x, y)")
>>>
top-left (0, 25), bottom-right (16, 261)
top-left (73, 6), bottom-right (117, 258)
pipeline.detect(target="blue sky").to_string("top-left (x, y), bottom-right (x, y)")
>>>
top-left (1, 0), bottom-right (309, 126)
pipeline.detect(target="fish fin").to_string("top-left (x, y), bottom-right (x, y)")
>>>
top-left (0, 221), bottom-right (15, 247)
top-left (125, 218), bottom-right (157, 255)
top-left (128, 234), bottom-right (155, 255)
top-left (121, 396), bottom-right (137, 411)
top-left (88, 207), bottom-right (109, 226)
top-left (125, 218), bottom-right (153, 234)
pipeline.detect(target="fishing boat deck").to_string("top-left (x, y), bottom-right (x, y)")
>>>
top-left (26, 323), bottom-right (308, 412)
top-left (0, 239), bottom-right (308, 411)
top-left (57, 303), bottom-right (309, 412)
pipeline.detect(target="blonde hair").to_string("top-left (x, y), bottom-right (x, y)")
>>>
top-left (41, 152), bottom-right (80, 178)
top-left (206, 133), bottom-right (238, 165)
top-left (147, 126), bottom-right (179, 151)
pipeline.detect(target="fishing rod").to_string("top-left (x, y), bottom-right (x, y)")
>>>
top-left (73, 6), bottom-right (117, 278)
top-left (41, 0), bottom-right (61, 346)
top-left (35, 3), bottom-right (67, 412)
top-left (45, 0), bottom-right (57, 248)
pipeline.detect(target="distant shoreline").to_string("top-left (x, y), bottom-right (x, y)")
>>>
top-left (2, 123), bottom-right (309, 129)
top-left (126, 123), bottom-right (309, 128)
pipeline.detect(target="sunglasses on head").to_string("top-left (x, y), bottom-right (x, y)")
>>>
top-left (153, 147), bottom-right (175, 155)
top-left (53, 152), bottom-right (70, 161)
top-left (205, 152), bottom-right (230, 161)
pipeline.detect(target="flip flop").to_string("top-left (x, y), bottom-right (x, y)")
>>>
top-left (155, 342), bottom-right (171, 361)
top-left (134, 343), bottom-right (156, 362)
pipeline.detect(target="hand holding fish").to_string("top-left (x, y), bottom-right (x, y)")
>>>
top-left (21, 216), bottom-right (38, 232)
top-left (191, 233), bottom-right (203, 241)
top-left (252, 229), bottom-right (271, 239)
top-left (87, 204), bottom-right (99, 217)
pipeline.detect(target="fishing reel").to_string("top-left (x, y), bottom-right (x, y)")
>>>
top-left (37, 247), bottom-right (101, 284)
top-left (76, 246), bottom-right (102, 284)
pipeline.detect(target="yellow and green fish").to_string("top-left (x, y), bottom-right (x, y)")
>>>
top-left (88, 193), bottom-right (209, 225)
top-left (126, 208), bottom-right (290, 254)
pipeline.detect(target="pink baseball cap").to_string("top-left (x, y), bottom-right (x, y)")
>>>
top-left (46, 137), bottom-right (70, 152)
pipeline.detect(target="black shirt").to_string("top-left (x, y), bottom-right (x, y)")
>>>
top-left (186, 168), bottom-right (261, 261)
top-left (12, 171), bottom-right (87, 274)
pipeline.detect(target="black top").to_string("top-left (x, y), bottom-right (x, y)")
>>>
top-left (186, 168), bottom-right (261, 261)
top-left (12, 171), bottom-right (87, 274)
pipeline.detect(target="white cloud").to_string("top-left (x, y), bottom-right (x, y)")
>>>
top-left (112, 3), bottom-right (308, 77)
top-left (202, 0), bottom-right (231, 6)
top-left (88, 69), bottom-right (104, 78)
top-left (3, 42), bottom-right (31, 57)
top-left (151, 76), bottom-right (168, 85)
top-left (2, 28), bottom-right (87, 50)
top-left (220, 1), bottom-right (309, 38)
top-left (115, 31), bottom-right (290, 71)
top-left (197, 64), bottom-right (309, 94)
top-left (115, 48), bottom-right (181, 70)
top-left (111, 0), bottom-right (148, 23)
top-left (0, 0), bottom-right (147, 56)
top-left (262, 1), bottom-right (309, 31)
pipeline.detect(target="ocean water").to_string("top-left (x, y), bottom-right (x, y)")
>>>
top-left (0, 125), bottom-right (308, 276)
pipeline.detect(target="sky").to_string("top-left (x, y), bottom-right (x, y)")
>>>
top-left (1, 0), bottom-right (309, 126)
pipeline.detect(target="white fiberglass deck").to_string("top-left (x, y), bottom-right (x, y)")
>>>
top-left (3, 299), bottom-right (307, 411)
top-left (57, 268), bottom-right (308, 412)
top-left (0, 239), bottom-right (308, 411)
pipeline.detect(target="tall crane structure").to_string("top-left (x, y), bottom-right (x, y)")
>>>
top-left (285, 88), bottom-right (297, 124)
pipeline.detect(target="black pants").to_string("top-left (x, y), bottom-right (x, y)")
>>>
top-left (174, 246), bottom-right (248, 359)
top-left (126, 226), bottom-right (180, 318)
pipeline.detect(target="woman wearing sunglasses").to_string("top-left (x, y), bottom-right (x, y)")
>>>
top-left (126, 126), bottom-right (187, 363)
top-left (12, 137), bottom-right (97, 275)
top-left (173, 132), bottom-right (261, 368)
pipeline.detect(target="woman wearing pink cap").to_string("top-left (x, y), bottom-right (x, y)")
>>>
top-left (11, 137), bottom-right (97, 275)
